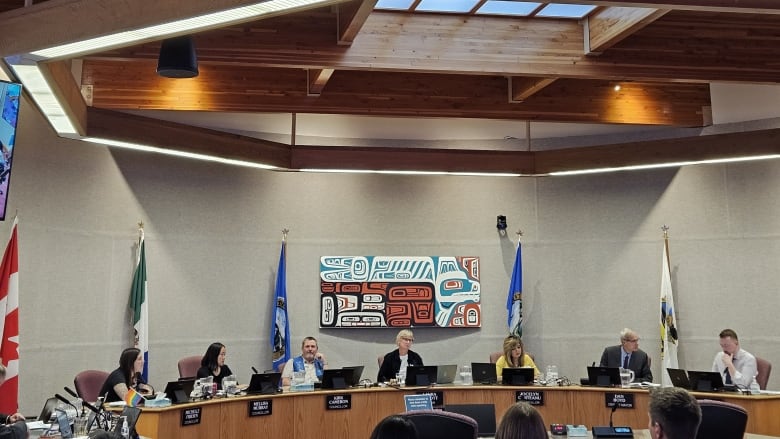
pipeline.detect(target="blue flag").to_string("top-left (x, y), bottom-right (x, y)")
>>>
top-left (506, 240), bottom-right (522, 337)
top-left (271, 240), bottom-right (290, 371)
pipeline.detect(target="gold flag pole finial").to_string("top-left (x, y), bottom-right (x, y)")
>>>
top-left (282, 228), bottom-right (289, 241)
top-left (661, 224), bottom-right (670, 239)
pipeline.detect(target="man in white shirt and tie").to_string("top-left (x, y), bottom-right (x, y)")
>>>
top-left (712, 328), bottom-right (757, 388)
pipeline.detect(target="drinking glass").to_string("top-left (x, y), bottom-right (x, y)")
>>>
top-left (460, 365), bottom-right (473, 385)
top-left (619, 368), bottom-right (635, 388)
top-left (546, 365), bottom-right (559, 385)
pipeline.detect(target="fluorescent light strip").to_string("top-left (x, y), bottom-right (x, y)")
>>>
top-left (10, 64), bottom-right (78, 135)
top-left (82, 137), bottom-right (278, 170)
top-left (31, 0), bottom-right (334, 59)
top-left (299, 168), bottom-right (525, 177)
top-left (549, 154), bottom-right (780, 176)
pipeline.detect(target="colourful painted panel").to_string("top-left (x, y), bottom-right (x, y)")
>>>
top-left (320, 256), bottom-right (480, 328)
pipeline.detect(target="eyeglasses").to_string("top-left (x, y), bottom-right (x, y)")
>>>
top-left (401, 337), bottom-right (414, 342)
top-left (624, 338), bottom-right (640, 343)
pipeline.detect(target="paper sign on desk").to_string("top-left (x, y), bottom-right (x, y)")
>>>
top-left (404, 394), bottom-right (433, 411)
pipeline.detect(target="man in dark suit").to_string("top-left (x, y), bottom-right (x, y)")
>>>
top-left (600, 328), bottom-right (653, 382)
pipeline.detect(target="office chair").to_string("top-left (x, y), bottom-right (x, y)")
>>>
top-left (177, 355), bottom-right (202, 379)
top-left (74, 370), bottom-right (110, 403)
top-left (402, 409), bottom-right (478, 439)
top-left (756, 356), bottom-right (772, 390)
top-left (695, 399), bottom-right (748, 439)
top-left (489, 351), bottom-right (502, 364)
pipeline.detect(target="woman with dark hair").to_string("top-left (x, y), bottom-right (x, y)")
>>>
top-left (495, 402), bottom-right (548, 439)
top-left (99, 347), bottom-right (152, 402)
top-left (369, 415), bottom-right (418, 439)
top-left (197, 342), bottom-right (233, 389)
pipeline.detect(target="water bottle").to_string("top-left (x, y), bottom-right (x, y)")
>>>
top-left (120, 416), bottom-right (129, 439)
top-left (749, 375), bottom-right (761, 394)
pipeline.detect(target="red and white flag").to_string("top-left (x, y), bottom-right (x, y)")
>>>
top-left (0, 218), bottom-right (19, 413)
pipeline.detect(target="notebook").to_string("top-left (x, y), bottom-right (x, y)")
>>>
top-left (246, 372), bottom-right (282, 394)
top-left (471, 362), bottom-right (498, 384)
top-left (446, 404), bottom-right (497, 437)
top-left (436, 364), bottom-right (458, 384)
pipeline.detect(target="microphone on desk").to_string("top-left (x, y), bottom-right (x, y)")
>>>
top-left (55, 393), bottom-right (80, 416)
top-left (64, 386), bottom-right (87, 417)
top-left (609, 405), bottom-right (617, 427)
top-left (252, 367), bottom-right (259, 374)
top-left (592, 405), bottom-right (632, 438)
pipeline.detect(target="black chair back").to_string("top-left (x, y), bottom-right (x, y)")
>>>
top-left (695, 399), bottom-right (748, 439)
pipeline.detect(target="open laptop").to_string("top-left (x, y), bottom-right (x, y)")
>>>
top-left (471, 362), bottom-right (498, 384)
top-left (436, 364), bottom-right (458, 384)
top-left (246, 372), bottom-right (282, 394)
top-left (687, 370), bottom-right (737, 392)
top-left (446, 404), bottom-right (497, 437)
top-left (164, 378), bottom-right (196, 403)
top-left (405, 365), bottom-right (437, 386)
top-left (502, 367), bottom-right (535, 385)
top-left (37, 396), bottom-right (59, 422)
top-left (587, 366), bottom-right (621, 387)
top-left (342, 365), bottom-right (365, 387)
top-left (666, 368), bottom-right (692, 389)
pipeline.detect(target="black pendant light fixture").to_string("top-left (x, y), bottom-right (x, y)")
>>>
top-left (157, 35), bottom-right (199, 78)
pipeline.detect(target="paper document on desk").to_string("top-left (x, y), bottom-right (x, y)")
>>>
top-left (628, 382), bottom-right (661, 388)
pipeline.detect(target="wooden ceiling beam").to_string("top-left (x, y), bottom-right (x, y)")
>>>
top-left (79, 108), bottom-right (780, 175)
top-left (562, 1), bottom-right (780, 14)
top-left (90, 11), bottom-right (780, 84)
top-left (585, 7), bottom-right (669, 54)
top-left (307, 68), bottom-right (335, 95)
top-left (508, 77), bottom-right (558, 103)
top-left (337, 0), bottom-right (377, 44)
top-left (85, 107), bottom-right (292, 168)
top-left (535, 128), bottom-right (780, 174)
top-left (0, 0), bottom-right (351, 58)
top-left (81, 61), bottom-right (709, 126)
top-left (38, 60), bottom-right (87, 136)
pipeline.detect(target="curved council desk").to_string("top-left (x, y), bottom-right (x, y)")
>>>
top-left (132, 385), bottom-right (780, 439)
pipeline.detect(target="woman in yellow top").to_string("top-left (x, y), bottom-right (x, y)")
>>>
top-left (495, 336), bottom-right (540, 381)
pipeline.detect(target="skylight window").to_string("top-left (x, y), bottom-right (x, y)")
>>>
top-left (477, 2), bottom-right (542, 17)
top-left (375, 1), bottom-right (597, 20)
top-left (417, 0), bottom-right (477, 13)
top-left (536, 3), bottom-right (597, 18)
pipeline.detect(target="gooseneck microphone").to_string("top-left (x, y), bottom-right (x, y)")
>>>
top-left (63, 387), bottom-right (86, 417)
top-left (54, 393), bottom-right (80, 416)
top-left (609, 405), bottom-right (617, 427)
top-left (252, 367), bottom-right (259, 374)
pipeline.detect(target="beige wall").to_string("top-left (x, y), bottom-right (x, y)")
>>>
top-left (6, 97), bottom-right (780, 414)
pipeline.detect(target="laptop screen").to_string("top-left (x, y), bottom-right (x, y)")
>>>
top-left (446, 404), bottom-right (497, 437)
top-left (471, 363), bottom-right (497, 384)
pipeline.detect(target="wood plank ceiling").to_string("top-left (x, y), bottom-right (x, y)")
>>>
top-left (2, 0), bottom-right (780, 174)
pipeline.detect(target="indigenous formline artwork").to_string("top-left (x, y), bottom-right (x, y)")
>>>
top-left (320, 256), bottom-right (481, 328)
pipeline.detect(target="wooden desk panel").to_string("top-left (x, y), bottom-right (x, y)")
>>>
top-left (132, 385), bottom-right (780, 439)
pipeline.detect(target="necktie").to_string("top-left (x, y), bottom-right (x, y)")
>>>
top-left (623, 355), bottom-right (630, 369)
top-left (724, 368), bottom-right (732, 385)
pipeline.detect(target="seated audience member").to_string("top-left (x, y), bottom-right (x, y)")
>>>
top-left (197, 342), bottom-right (234, 390)
top-left (648, 387), bottom-right (701, 439)
top-left (495, 335), bottom-right (540, 381)
top-left (712, 328), bottom-right (757, 388)
top-left (369, 415), bottom-right (418, 439)
top-left (495, 401), bottom-right (547, 439)
top-left (377, 329), bottom-right (423, 383)
top-left (282, 336), bottom-right (328, 386)
top-left (0, 365), bottom-right (26, 439)
top-left (99, 347), bottom-right (153, 402)
top-left (599, 328), bottom-right (653, 382)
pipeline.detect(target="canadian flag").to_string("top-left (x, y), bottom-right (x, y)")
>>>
top-left (0, 218), bottom-right (19, 413)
